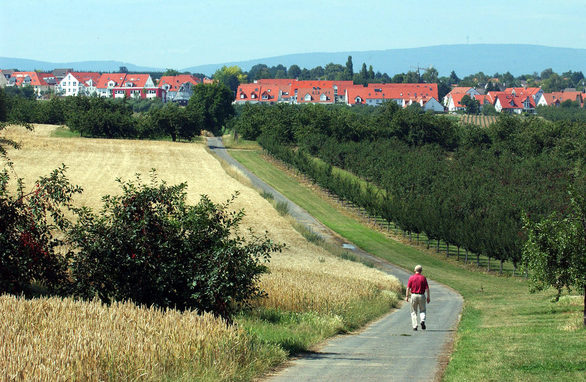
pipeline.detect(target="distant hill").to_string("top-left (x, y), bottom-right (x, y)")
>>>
top-left (182, 44), bottom-right (586, 77)
top-left (0, 57), bottom-right (163, 73)
top-left (1, 44), bottom-right (584, 78)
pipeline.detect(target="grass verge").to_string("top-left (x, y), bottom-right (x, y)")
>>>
top-left (230, 149), bottom-right (586, 382)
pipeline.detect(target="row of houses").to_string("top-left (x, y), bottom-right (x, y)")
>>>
top-left (0, 69), bottom-right (209, 104)
top-left (444, 86), bottom-right (586, 114)
top-left (234, 79), bottom-right (445, 112)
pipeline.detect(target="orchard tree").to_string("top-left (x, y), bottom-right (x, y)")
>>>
top-left (187, 83), bottom-right (235, 136)
top-left (522, 188), bottom-right (586, 326)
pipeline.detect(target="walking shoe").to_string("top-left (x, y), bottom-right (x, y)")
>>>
top-left (421, 321), bottom-right (426, 330)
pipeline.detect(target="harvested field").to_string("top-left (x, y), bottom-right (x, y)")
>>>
top-left (1, 124), bottom-right (400, 379)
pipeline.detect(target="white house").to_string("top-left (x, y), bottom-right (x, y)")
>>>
top-left (58, 72), bottom-right (101, 96)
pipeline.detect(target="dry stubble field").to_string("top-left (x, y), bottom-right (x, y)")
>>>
top-left (1, 125), bottom-right (400, 381)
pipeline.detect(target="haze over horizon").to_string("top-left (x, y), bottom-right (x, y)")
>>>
top-left (2, 0), bottom-right (584, 70)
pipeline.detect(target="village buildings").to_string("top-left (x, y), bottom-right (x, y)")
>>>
top-left (1, 67), bottom-right (584, 113)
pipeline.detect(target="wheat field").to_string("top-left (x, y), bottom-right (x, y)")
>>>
top-left (1, 124), bottom-right (400, 379)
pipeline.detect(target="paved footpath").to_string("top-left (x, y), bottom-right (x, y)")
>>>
top-left (208, 138), bottom-right (463, 382)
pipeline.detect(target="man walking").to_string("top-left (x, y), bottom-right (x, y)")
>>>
top-left (405, 265), bottom-right (430, 331)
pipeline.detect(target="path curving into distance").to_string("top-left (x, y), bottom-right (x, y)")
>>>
top-left (208, 137), bottom-right (463, 382)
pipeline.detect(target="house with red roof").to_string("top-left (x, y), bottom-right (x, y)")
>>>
top-left (158, 75), bottom-right (201, 104)
top-left (443, 87), bottom-right (480, 112)
top-left (536, 91), bottom-right (583, 107)
top-left (494, 93), bottom-right (536, 114)
top-left (7, 72), bottom-right (55, 98)
top-left (96, 73), bottom-right (125, 97)
top-left (234, 83), bottom-right (287, 104)
top-left (291, 80), bottom-right (353, 103)
top-left (109, 74), bottom-right (164, 100)
top-left (296, 86), bottom-right (335, 104)
top-left (58, 72), bottom-right (101, 96)
top-left (345, 83), bottom-right (441, 111)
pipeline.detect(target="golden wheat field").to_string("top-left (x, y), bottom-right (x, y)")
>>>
top-left (1, 124), bottom-right (400, 380)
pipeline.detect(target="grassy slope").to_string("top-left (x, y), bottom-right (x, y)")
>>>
top-left (230, 149), bottom-right (586, 382)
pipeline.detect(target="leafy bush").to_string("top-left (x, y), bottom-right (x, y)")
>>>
top-left (0, 165), bottom-right (82, 295)
top-left (68, 172), bottom-right (282, 319)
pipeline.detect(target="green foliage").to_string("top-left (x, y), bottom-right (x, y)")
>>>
top-left (187, 83), bottom-right (235, 136)
top-left (242, 104), bottom-right (582, 268)
top-left (522, 187), bottom-right (586, 300)
top-left (65, 97), bottom-right (136, 138)
top-left (68, 172), bottom-right (282, 319)
top-left (0, 165), bottom-right (82, 295)
top-left (147, 102), bottom-right (200, 141)
top-left (213, 65), bottom-right (247, 93)
top-left (461, 94), bottom-right (480, 115)
top-left (0, 87), bottom-right (7, 122)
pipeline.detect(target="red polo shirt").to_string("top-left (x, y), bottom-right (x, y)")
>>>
top-left (407, 273), bottom-right (428, 294)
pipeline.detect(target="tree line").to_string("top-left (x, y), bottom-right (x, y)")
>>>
top-left (232, 102), bottom-right (585, 270)
top-left (0, 83), bottom-right (235, 140)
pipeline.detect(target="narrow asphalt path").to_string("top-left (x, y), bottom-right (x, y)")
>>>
top-left (207, 137), bottom-right (463, 382)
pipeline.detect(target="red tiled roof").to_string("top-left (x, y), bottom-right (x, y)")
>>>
top-left (158, 75), bottom-right (201, 91)
top-left (448, 87), bottom-right (474, 94)
top-left (10, 72), bottom-right (49, 86)
top-left (256, 78), bottom-right (294, 86)
top-left (235, 83), bottom-right (264, 102)
top-left (505, 87), bottom-right (541, 97)
top-left (68, 72), bottom-right (101, 86)
top-left (123, 74), bottom-right (151, 88)
top-left (97, 73), bottom-right (127, 88)
top-left (496, 94), bottom-right (535, 109)
top-left (297, 86), bottom-right (335, 103)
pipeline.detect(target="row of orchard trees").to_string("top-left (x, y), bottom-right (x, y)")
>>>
top-left (1, 83), bottom-right (235, 140)
top-left (234, 102), bottom-right (585, 269)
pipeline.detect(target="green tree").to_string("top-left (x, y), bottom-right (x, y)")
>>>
top-left (449, 70), bottom-right (460, 85)
top-left (368, 65), bottom-right (375, 80)
top-left (345, 56), bottom-right (354, 81)
top-left (163, 68), bottom-right (181, 76)
top-left (288, 64), bottom-right (301, 79)
top-left (421, 67), bottom-right (438, 84)
top-left (68, 172), bottom-right (282, 319)
top-left (461, 94), bottom-right (480, 114)
top-left (187, 83), bottom-right (235, 136)
top-left (213, 65), bottom-right (247, 93)
top-left (522, 188), bottom-right (586, 325)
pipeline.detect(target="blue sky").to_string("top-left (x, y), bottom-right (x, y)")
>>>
top-left (2, 0), bottom-right (584, 69)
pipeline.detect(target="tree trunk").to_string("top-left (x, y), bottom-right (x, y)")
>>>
top-left (583, 284), bottom-right (585, 327)
top-left (446, 243), bottom-right (450, 258)
top-left (500, 260), bottom-right (503, 275)
top-left (457, 246), bottom-right (460, 261)
top-left (426, 237), bottom-right (430, 250)
top-left (416, 232), bottom-right (419, 244)
top-left (488, 257), bottom-right (491, 272)
top-left (436, 240), bottom-right (440, 253)
top-left (476, 254), bottom-right (480, 266)
top-left (465, 249), bottom-right (468, 264)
